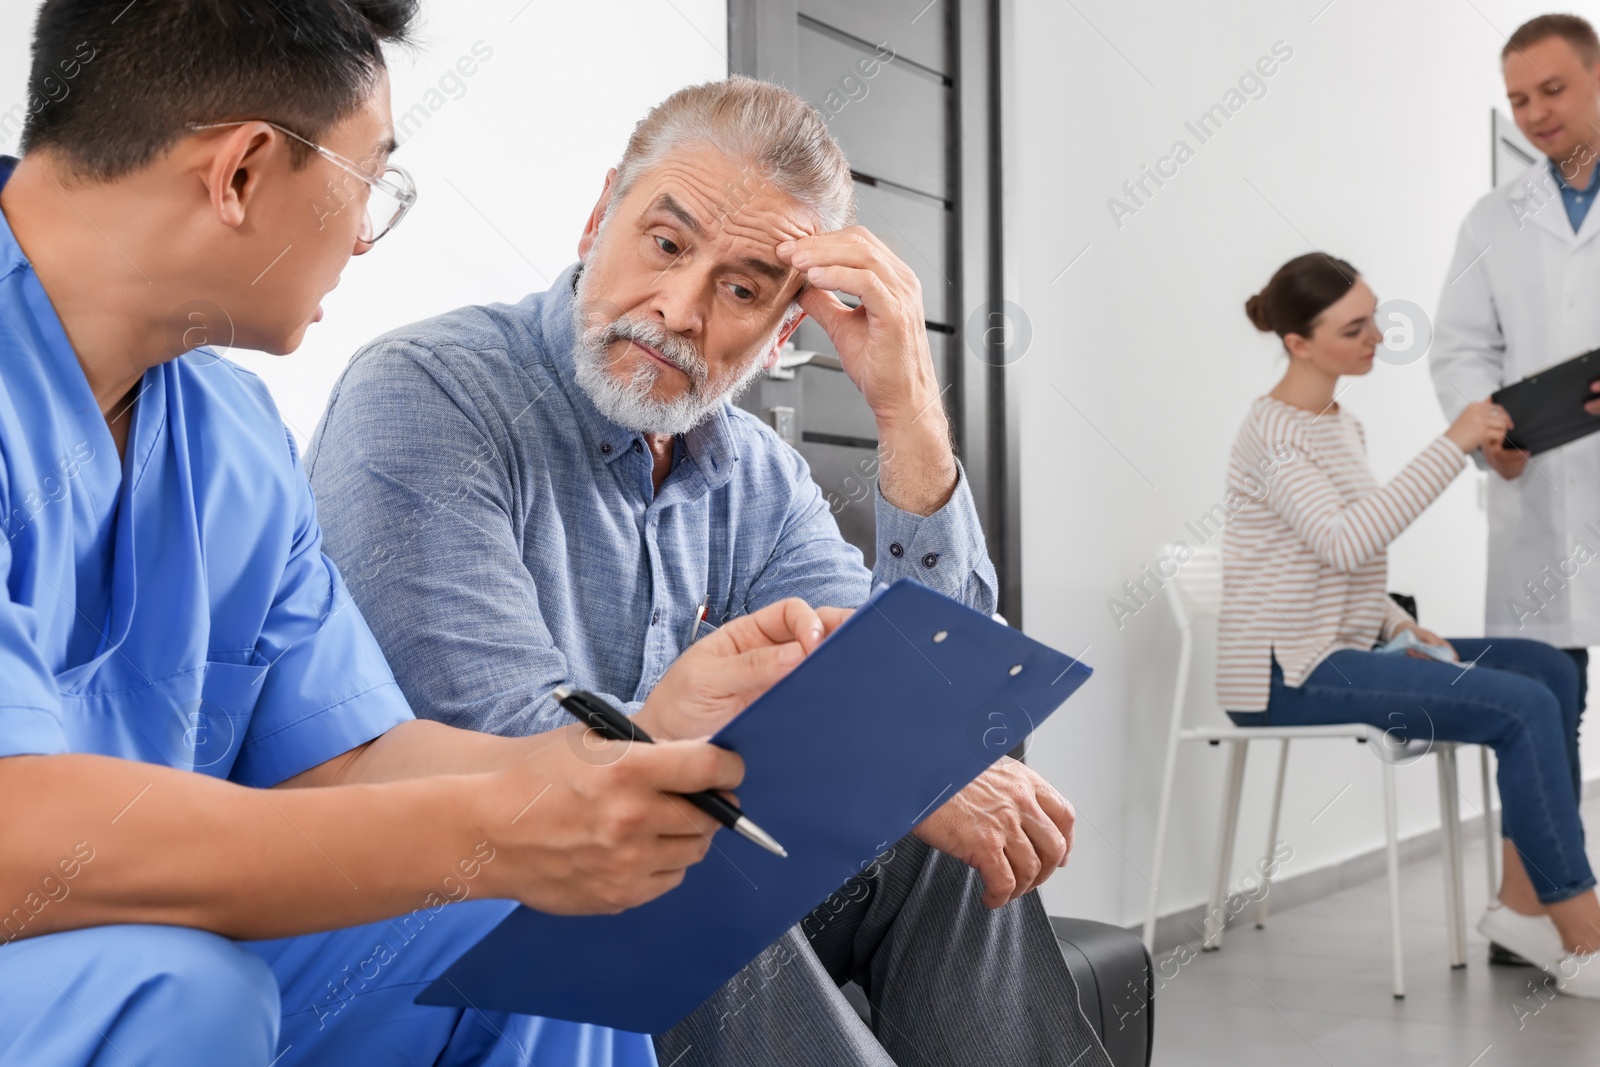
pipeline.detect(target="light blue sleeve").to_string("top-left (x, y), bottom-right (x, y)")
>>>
top-left (0, 524), bottom-right (69, 758)
top-left (229, 432), bottom-right (414, 788)
top-left (869, 464), bottom-right (998, 613)
top-left (742, 441), bottom-right (997, 616)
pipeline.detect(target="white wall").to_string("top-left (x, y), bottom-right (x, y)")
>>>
top-left (1009, 0), bottom-right (1600, 928)
top-left (1, 0), bottom-right (727, 443)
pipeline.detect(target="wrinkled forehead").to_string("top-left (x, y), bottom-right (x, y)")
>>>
top-left (617, 147), bottom-right (820, 263)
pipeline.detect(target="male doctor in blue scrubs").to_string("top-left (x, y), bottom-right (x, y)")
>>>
top-left (0, 2), bottom-right (838, 1065)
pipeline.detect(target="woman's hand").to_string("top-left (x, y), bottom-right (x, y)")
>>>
top-left (635, 600), bottom-right (853, 741)
top-left (1395, 620), bottom-right (1457, 661)
top-left (1445, 397), bottom-right (1513, 455)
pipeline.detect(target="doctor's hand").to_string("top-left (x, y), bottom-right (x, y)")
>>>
top-left (635, 599), bottom-right (852, 742)
top-left (1583, 378), bottom-right (1600, 416)
top-left (912, 757), bottom-right (1075, 909)
top-left (1444, 396), bottom-right (1513, 456)
top-left (479, 727), bottom-right (744, 914)
top-left (1483, 434), bottom-right (1530, 480)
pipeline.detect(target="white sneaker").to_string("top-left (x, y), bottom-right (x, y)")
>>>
top-left (1478, 906), bottom-right (1565, 970)
top-left (1554, 951), bottom-right (1600, 998)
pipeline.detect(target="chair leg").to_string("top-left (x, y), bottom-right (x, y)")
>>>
top-left (1204, 740), bottom-right (1248, 951)
top-left (1256, 738), bottom-right (1290, 929)
top-left (1384, 760), bottom-right (1406, 998)
top-left (1436, 745), bottom-right (1467, 968)
top-left (1146, 621), bottom-right (1195, 954)
top-left (1142, 727), bottom-right (1184, 953)
top-left (1480, 746), bottom-right (1498, 904)
top-left (1448, 750), bottom-right (1469, 965)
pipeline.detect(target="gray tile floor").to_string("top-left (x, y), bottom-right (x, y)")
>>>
top-left (1151, 797), bottom-right (1600, 1065)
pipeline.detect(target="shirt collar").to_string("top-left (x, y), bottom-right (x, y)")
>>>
top-left (535, 262), bottom-right (740, 492)
top-left (0, 157), bottom-right (28, 282)
top-left (0, 154), bottom-right (165, 496)
top-left (1550, 157), bottom-right (1600, 195)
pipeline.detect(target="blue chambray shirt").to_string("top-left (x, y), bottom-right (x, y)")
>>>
top-left (306, 264), bottom-right (997, 736)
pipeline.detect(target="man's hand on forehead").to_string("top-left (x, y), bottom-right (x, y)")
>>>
top-left (776, 224), bottom-right (956, 515)
top-left (774, 226), bottom-right (940, 425)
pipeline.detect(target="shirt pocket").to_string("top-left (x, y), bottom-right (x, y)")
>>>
top-left (174, 659), bottom-right (268, 775)
top-left (58, 659), bottom-right (264, 777)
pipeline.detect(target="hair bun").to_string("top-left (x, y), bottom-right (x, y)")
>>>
top-left (1244, 292), bottom-right (1272, 332)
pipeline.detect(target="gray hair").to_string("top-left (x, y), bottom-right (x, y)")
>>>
top-left (609, 76), bottom-right (856, 235)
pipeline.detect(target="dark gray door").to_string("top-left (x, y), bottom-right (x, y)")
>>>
top-left (728, 0), bottom-right (1018, 621)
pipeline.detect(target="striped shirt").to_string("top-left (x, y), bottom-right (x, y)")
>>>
top-left (1217, 395), bottom-right (1468, 711)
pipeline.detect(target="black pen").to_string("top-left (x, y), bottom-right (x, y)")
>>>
top-left (551, 686), bottom-right (788, 858)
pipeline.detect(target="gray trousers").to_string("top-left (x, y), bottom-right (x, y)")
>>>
top-left (653, 836), bottom-right (1114, 1067)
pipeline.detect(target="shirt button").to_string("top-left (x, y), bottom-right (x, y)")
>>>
top-left (922, 552), bottom-right (940, 569)
top-left (651, 609), bottom-right (659, 624)
top-left (889, 542), bottom-right (904, 558)
top-left (632, 440), bottom-right (643, 453)
top-left (601, 442), bottom-right (612, 455)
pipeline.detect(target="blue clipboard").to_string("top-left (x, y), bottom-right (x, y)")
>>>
top-left (416, 579), bottom-right (1093, 1034)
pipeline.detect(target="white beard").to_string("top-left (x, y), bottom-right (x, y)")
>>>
top-left (571, 269), bottom-right (773, 436)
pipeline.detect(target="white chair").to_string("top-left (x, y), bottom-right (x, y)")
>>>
top-left (1141, 542), bottom-right (1497, 998)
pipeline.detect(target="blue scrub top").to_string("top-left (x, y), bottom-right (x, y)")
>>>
top-left (0, 156), bottom-right (412, 786)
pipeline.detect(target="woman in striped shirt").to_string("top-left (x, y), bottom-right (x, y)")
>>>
top-left (1221, 252), bottom-right (1600, 996)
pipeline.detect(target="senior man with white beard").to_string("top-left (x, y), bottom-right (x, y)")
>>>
top-left (306, 77), bottom-right (1110, 1067)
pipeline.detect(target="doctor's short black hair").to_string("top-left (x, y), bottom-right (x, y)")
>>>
top-left (16, 0), bottom-right (418, 181)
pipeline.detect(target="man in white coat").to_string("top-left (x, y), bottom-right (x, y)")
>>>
top-left (1433, 14), bottom-right (1600, 822)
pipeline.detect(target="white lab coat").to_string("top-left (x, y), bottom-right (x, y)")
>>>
top-left (1432, 159), bottom-right (1600, 647)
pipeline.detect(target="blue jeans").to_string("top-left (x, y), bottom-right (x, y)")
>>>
top-left (1565, 646), bottom-right (1588, 801)
top-left (1228, 638), bottom-right (1594, 905)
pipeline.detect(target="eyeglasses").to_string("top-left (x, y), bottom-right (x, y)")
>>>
top-left (188, 120), bottom-right (417, 246)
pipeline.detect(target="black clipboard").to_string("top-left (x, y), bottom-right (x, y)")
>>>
top-left (1491, 348), bottom-right (1600, 455)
